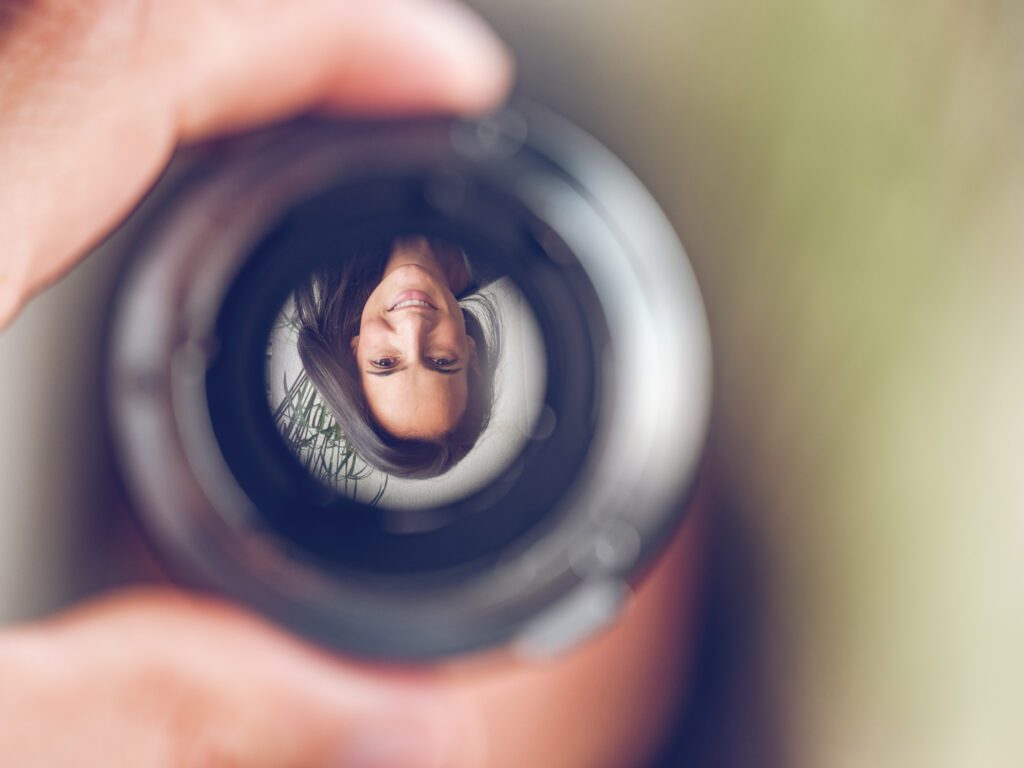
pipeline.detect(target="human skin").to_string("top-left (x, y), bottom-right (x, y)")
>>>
top-left (354, 237), bottom-right (476, 440)
top-left (0, 2), bottom-right (706, 766)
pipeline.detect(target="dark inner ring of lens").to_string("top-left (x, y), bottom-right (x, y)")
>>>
top-left (205, 171), bottom-right (606, 575)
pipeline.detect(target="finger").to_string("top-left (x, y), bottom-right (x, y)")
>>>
top-left (0, 588), bottom-right (484, 768)
top-left (0, 0), bottom-right (513, 328)
top-left (168, 0), bottom-right (515, 137)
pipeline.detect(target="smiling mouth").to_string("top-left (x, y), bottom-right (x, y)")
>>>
top-left (388, 290), bottom-right (437, 311)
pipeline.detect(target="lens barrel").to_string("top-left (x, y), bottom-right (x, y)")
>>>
top-left (107, 102), bottom-right (711, 660)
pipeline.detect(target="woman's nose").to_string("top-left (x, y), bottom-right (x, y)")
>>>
top-left (391, 311), bottom-right (433, 344)
top-left (392, 312), bottom-right (421, 329)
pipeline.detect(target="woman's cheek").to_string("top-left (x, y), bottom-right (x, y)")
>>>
top-left (441, 491), bottom-right (709, 768)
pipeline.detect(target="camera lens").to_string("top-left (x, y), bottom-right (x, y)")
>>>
top-left (266, 231), bottom-right (549, 525)
top-left (107, 103), bottom-right (711, 659)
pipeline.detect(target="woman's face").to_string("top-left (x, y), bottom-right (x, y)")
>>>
top-left (351, 238), bottom-right (476, 441)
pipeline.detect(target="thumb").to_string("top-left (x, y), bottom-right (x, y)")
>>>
top-left (2, 589), bottom-right (483, 768)
top-left (0, 0), bottom-right (513, 328)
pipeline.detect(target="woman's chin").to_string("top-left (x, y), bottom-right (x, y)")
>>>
top-left (383, 261), bottom-right (447, 287)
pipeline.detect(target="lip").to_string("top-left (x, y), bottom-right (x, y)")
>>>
top-left (387, 290), bottom-right (437, 312)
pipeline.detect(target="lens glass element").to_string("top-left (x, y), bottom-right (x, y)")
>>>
top-left (265, 232), bottom-right (547, 512)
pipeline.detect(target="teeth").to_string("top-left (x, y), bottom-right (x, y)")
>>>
top-left (391, 299), bottom-right (434, 310)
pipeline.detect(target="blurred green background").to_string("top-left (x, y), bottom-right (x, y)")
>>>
top-left (469, 0), bottom-right (1024, 765)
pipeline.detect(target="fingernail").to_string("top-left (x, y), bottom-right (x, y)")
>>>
top-left (331, 707), bottom-right (453, 768)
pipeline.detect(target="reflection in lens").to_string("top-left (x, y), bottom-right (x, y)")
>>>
top-left (266, 234), bottom-right (546, 511)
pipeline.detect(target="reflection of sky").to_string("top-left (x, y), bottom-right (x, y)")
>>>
top-left (267, 277), bottom-right (547, 512)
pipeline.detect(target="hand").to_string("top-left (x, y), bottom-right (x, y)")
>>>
top-left (0, 2), bottom-right (705, 766)
top-left (0, 589), bottom-right (481, 767)
top-left (0, 514), bottom-right (705, 768)
top-left (0, 0), bottom-right (512, 329)
top-left (0, 1), bottom-right (507, 766)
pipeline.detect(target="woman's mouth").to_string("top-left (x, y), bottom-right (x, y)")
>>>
top-left (388, 290), bottom-right (437, 311)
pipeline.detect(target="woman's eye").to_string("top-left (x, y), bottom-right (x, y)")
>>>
top-left (431, 358), bottom-right (457, 368)
top-left (372, 357), bottom-right (398, 368)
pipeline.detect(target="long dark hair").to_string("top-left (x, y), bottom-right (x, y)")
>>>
top-left (293, 236), bottom-right (500, 479)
